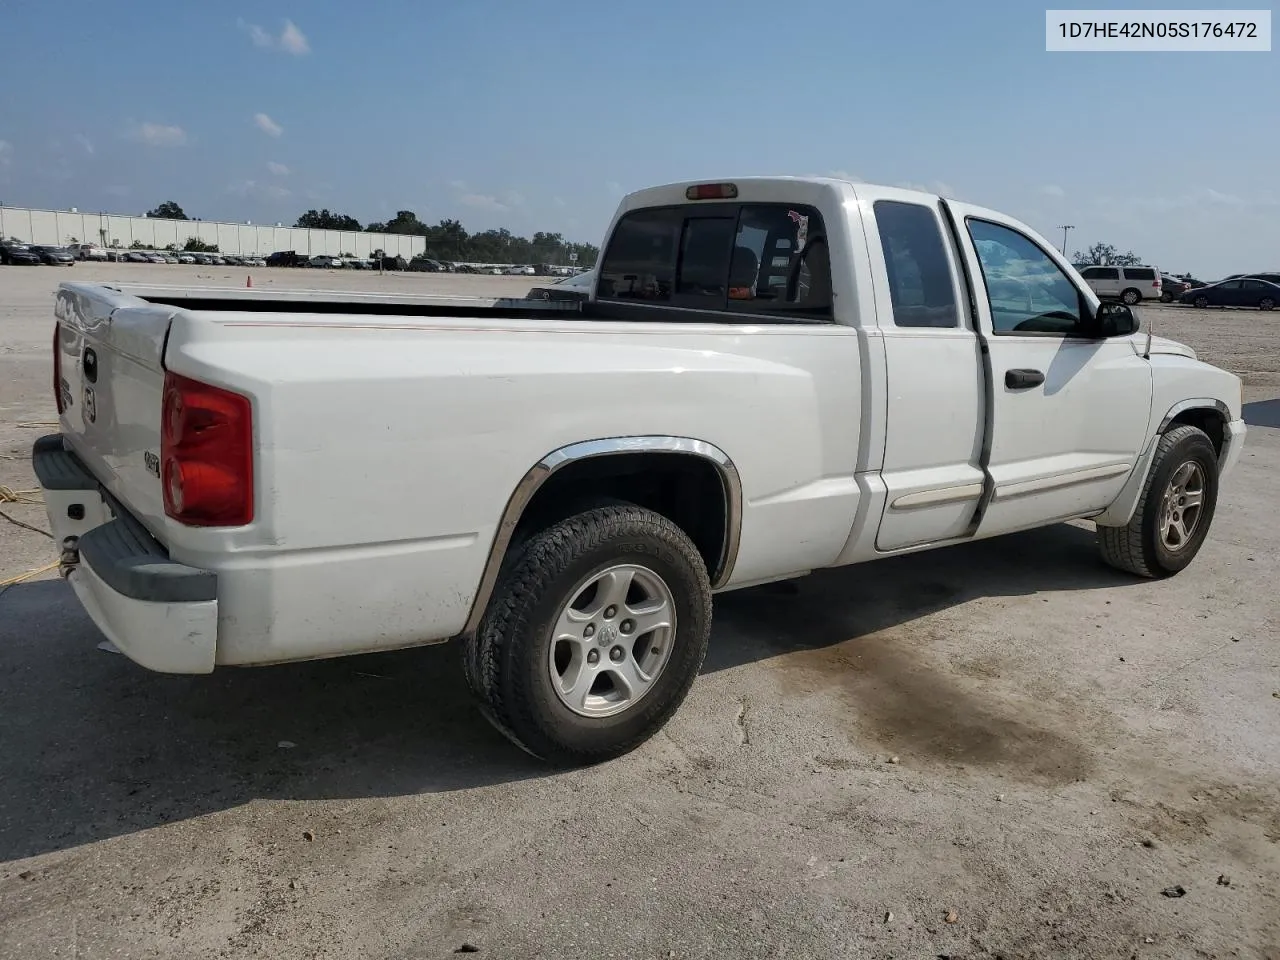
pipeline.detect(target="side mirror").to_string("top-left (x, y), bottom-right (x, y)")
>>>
top-left (1096, 301), bottom-right (1140, 337)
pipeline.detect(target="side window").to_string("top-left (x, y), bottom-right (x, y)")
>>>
top-left (1095, 267), bottom-right (1120, 280)
top-left (1221, 280), bottom-right (1243, 289)
top-left (873, 200), bottom-right (959, 328)
top-left (1078, 267), bottom-right (1101, 279)
top-left (723, 204), bottom-right (833, 318)
top-left (1242, 279), bottom-right (1265, 290)
top-left (966, 219), bottom-right (1089, 336)
top-left (1125, 267), bottom-right (1155, 281)
top-left (597, 208), bottom-right (680, 301)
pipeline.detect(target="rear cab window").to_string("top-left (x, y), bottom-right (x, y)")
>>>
top-left (596, 201), bottom-right (833, 321)
top-left (872, 200), bottom-right (960, 328)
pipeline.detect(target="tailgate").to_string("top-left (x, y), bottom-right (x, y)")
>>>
top-left (55, 283), bottom-right (175, 541)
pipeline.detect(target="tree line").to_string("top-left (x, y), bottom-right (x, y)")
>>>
top-left (145, 201), bottom-right (598, 266)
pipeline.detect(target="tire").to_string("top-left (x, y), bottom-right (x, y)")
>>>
top-left (1097, 424), bottom-right (1219, 578)
top-left (1121, 288), bottom-right (1141, 305)
top-left (1260, 297), bottom-right (1275, 311)
top-left (1194, 295), bottom-right (1209, 309)
top-left (463, 504), bottom-right (713, 765)
top-left (1160, 291), bottom-right (1173, 303)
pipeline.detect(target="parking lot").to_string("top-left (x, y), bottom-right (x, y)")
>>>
top-left (1, 263), bottom-right (1277, 959)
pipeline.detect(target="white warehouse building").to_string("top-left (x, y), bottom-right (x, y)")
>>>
top-left (0, 206), bottom-right (427, 260)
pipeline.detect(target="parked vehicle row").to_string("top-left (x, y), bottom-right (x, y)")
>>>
top-left (1, 240), bottom-right (76, 265)
top-left (1075, 258), bottom-right (1280, 311)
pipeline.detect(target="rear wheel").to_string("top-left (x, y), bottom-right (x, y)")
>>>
top-left (1260, 297), bottom-right (1275, 311)
top-left (463, 504), bottom-right (712, 765)
top-left (1097, 425), bottom-right (1219, 578)
top-left (1121, 288), bottom-right (1141, 305)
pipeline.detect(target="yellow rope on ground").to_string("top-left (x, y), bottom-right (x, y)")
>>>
top-left (0, 486), bottom-right (43, 505)
top-left (0, 560), bottom-right (59, 588)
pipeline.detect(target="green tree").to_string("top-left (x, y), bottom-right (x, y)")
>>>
top-left (1072, 242), bottom-right (1142, 267)
top-left (295, 209), bottom-right (363, 231)
top-left (147, 201), bottom-right (189, 220)
top-left (183, 237), bottom-right (220, 253)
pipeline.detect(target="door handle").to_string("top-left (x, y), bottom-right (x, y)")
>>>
top-left (1005, 368), bottom-right (1045, 389)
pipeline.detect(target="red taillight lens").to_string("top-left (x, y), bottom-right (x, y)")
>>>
top-left (685, 182), bottom-right (739, 201)
top-left (161, 371), bottom-right (254, 526)
top-left (53, 322), bottom-right (64, 414)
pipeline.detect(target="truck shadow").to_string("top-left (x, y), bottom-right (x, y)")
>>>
top-left (0, 522), bottom-right (1132, 862)
top-left (1242, 397), bottom-right (1280, 428)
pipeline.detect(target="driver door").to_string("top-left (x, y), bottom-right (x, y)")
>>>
top-left (946, 205), bottom-right (1154, 536)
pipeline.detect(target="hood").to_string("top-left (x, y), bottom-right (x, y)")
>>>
top-left (1145, 334), bottom-right (1197, 360)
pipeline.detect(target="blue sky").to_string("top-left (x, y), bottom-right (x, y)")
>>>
top-left (0, 1), bottom-right (1276, 275)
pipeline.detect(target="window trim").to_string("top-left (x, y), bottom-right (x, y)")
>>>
top-left (965, 216), bottom-right (1100, 340)
top-left (596, 201), bottom-right (835, 324)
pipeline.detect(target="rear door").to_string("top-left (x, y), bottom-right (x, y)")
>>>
top-left (861, 188), bottom-right (986, 551)
top-left (945, 203), bottom-right (1153, 535)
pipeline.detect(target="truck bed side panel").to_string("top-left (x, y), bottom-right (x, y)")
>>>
top-left (158, 313), bottom-right (864, 665)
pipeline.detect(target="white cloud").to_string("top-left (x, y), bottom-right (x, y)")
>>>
top-left (280, 20), bottom-right (310, 55)
top-left (605, 181), bottom-right (623, 196)
top-left (74, 134), bottom-right (95, 155)
top-left (238, 18), bottom-right (310, 55)
top-left (553, 196), bottom-right (566, 207)
top-left (227, 179), bottom-right (291, 200)
top-left (448, 179), bottom-right (469, 192)
top-left (267, 161), bottom-right (290, 176)
top-left (892, 178), bottom-right (957, 197)
top-left (105, 184), bottom-right (130, 197)
top-left (1042, 184), bottom-right (1065, 198)
top-left (825, 169), bottom-right (862, 182)
top-left (459, 193), bottom-right (509, 212)
top-left (129, 121), bottom-right (187, 147)
top-left (1205, 188), bottom-right (1243, 206)
top-left (504, 190), bottom-right (526, 208)
top-left (254, 113), bottom-right (283, 137)
top-left (0, 140), bottom-right (12, 166)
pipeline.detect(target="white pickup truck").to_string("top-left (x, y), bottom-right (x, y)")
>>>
top-left (33, 176), bottom-right (1246, 765)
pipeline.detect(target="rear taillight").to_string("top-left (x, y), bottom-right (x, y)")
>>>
top-left (161, 371), bottom-right (254, 526)
top-left (53, 322), bottom-right (64, 414)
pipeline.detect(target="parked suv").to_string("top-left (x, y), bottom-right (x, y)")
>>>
top-left (1077, 265), bottom-right (1162, 304)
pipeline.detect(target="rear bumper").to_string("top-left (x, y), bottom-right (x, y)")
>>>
top-left (31, 434), bottom-right (218, 673)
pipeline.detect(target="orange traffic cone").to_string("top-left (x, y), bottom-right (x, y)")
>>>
top-left (246, 274), bottom-right (252, 288)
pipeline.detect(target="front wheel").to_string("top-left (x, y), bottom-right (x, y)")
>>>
top-left (1194, 295), bottom-right (1210, 309)
top-left (463, 504), bottom-right (713, 765)
top-left (1097, 425), bottom-right (1219, 578)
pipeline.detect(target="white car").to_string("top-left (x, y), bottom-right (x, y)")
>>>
top-left (68, 243), bottom-right (109, 261)
top-left (34, 175), bottom-right (1245, 765)
top-left (1077, 264), bottom-right (1163, 304)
